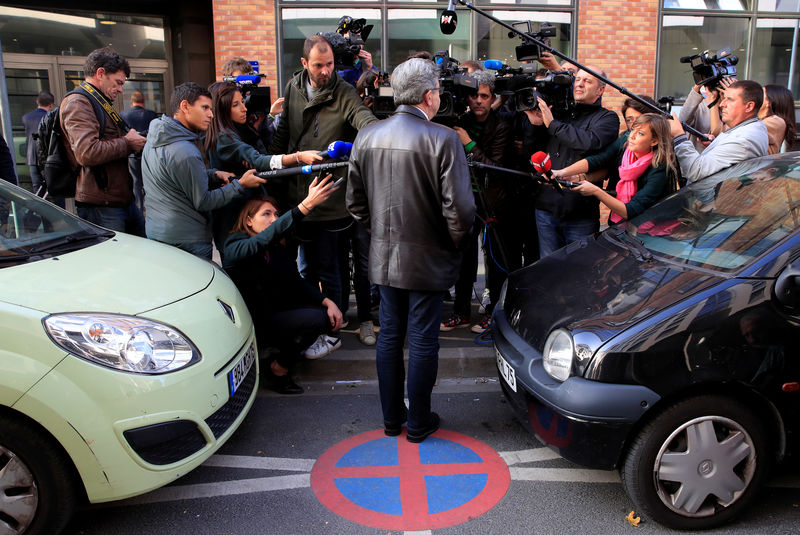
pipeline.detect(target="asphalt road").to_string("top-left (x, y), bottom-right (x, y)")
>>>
top-left (65, 302), bottom-right (800, 535)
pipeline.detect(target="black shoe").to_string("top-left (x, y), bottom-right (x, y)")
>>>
top-left (384, 412), bottom-right (408, 437)
top-left (269, 374), bottom-right (304, 395)
top-left (406, 412), bottom-right (440, 443)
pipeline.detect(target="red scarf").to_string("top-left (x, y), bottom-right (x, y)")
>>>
top-left (611, 148), bottom-right (653, 223)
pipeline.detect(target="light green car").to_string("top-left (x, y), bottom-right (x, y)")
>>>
top-left (0, 181), bottom-right (258, 535)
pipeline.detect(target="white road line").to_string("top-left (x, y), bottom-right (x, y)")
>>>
top-left (204, 454), bottom-right (315, 472)
top-left (404, 531), bottom-right (432, 535)
top-left (122, 474), bottom-right (311, 505)
top-left (510, 467), bottom-right (621, 484)
top-left (500, 448), bottom-right (563, 465)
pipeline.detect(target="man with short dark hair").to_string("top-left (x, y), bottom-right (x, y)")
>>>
top-left (270, 33), bottom-right (377, 359)
top-left (347, 58), bottom-right (475, 443)
top-left (670, 80), bottom-right (769, 183)
top-left (142, 82), bottom-right (265, 259)
top-left (60, 47), bottom-right (147, 234)
top-left (22, 90), bottom-right (54, 197)
top-left (121, 90), bottom-right (158, 214)
top-left (222, 56), bottom-right (253, 77)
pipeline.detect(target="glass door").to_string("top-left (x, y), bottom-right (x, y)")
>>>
top-left (3, 63), bottom-right (54, 192)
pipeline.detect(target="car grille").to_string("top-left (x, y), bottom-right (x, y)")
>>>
top-left (124, 420), bottom-right (207, 466)
top-left (205, 356), bottom-right (257, 439)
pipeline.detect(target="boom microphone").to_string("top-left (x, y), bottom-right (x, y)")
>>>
top-left (256, 160), bottom-right (350, 180)
top-left (318, 140), bottom-right (352, 159)
top-left (440, 0), bottom-right (458, 35)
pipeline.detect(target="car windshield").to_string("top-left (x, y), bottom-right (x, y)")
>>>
top-left (627, 154), bottom-right (800, 273)
top-left (0, 181), bottom-right (111, 267)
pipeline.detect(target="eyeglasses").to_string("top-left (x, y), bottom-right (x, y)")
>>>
top-left (428, 87), bottom-right (444, 93)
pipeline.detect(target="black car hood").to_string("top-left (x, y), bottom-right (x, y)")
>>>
top-left (502, 232), bottom-right (723, 351)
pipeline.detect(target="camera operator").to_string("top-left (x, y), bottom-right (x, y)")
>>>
top-left (524, 66), bottom-right (620, 257)
top-left (441, 70), bottom-right (512, 333)
top-left (670, 80), bottom-right (768, 183)
top-left (335, 16), bottom-right (379, 88)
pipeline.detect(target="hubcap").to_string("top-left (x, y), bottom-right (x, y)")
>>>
top-left (0, 445), bottom-right (38, 535)
top-left (652, 415), bottom-right (756, 518)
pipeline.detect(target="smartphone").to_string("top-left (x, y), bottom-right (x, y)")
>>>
top-left (333, 177), bottom-right (346, 188)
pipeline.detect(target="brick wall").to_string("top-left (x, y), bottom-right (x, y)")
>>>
top-left (212, 0), bottom-right (279, 103)
top-left (577, 0), bottom-right (660, 122)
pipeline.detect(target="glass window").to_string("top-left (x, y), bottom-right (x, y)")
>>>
top-left (280, 8), bottom-right (382, 89)
top-left (757, 0), bottom-right (800, 12)
top-left (5, 68), bottom-right (51, 192)
top-left (0, 7), bottom-right (166, 60)
top-left (476, 11), bottom-right (571, 66)
top-left (123, 73), bottom-right (166, 115)
top-left (484, 0), bottom-right (571, 4)
top-left (658, 16), bottom-right (749, 100)
top-left (663, 0), bottom-right (749, 9)
top-left (752, 19), bottom-right (800, 93)
top-left (387, 9), bottom-right (469, 69)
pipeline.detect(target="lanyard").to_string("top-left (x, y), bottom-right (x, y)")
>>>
top-left (79, 82), bottom-right (128, 131)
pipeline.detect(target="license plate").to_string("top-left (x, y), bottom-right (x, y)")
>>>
top-left (496, 348), bottom-right (517, 392)
top-left (228, 344), bottom-right (256, 396)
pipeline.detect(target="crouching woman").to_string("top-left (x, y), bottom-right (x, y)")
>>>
top-left (223, 176), bottom-right (342, 394)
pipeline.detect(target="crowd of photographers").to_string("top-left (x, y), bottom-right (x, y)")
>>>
top-left (26, 17), bottom-right (797, 396)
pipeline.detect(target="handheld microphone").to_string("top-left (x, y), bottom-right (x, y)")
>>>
top-left (483, 59), bottom-right (505, 71)
top-left (440, 0), bottom-right (458, 35)
top-left (222, 74), bottom-right (263, 85)
top-left (257, 160), bottom-right (350, 180)
top-left (317, 140), bottom-right (351, 159)
top-left (530, 151), bottom-right (552, 177)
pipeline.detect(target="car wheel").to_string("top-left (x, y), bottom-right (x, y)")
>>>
top-left (620, 395), bottom-right (770, 530)
top-left (0, 414), bottom-right (78, 535)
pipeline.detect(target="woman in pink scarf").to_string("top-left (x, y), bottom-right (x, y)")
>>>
top-left (552, 114), bottom-right (678, 223)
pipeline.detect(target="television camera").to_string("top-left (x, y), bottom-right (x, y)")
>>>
top-left (222, 73), bottom-right (272, 115)
top-left (680, 46), bottom-right (738, 90)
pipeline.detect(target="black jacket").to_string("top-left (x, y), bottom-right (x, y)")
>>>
top-left (532, 101), bottom-right (620, 220)
top-left (121, 105), bottom-right (158, 136)
top-left (346, 105), bottom-right (476, 291)
top-left (457, 109), bottom-right (512, 212)
top-left (22, 107), bottom-right (47, 166)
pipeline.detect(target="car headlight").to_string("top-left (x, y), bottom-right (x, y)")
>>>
top-left (542, 328), bottom-right (574, 382)
top-left (44, 314), bottom-right (200, 374)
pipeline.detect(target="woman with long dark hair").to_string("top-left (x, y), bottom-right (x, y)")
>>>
top-left (223, 176), bottom-right (342, 394)
top-left (759, 84), bottom-right (796, 154)
top-left (206, 82), bottom-right (323, 257)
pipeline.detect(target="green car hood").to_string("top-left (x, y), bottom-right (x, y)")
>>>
top-left (0, 233), bottom-right (215, 315)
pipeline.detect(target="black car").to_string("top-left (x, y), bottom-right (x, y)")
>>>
top-left (493, 153), bottom-right (800, 530)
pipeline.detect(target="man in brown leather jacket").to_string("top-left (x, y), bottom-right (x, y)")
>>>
top-left (61, 47), bottom-right (146, 235)
top-left (347, 58), bottom-right (475, 443)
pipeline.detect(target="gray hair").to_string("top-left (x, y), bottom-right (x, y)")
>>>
top-left (391, 58), bottom-right (440, 106)
top-left (470, 69), bottom-right (496, 93)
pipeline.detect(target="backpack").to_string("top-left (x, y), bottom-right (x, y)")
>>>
top-left (36, 88), bottom-right (106, 198)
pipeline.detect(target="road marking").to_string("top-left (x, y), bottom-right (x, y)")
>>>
top-left (501, 448), bottom-right (563, 465)
top-left (204, 454), bottom-right (315, 472)
top-left (511, 467), bottom-right (620, 484)
top-left (122, 474), bottom-right (310, 505)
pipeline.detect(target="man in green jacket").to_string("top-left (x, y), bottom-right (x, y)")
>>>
top-left (270, 34), bottom-right (378, 358)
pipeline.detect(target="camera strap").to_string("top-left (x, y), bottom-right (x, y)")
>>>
top-left (79, 81), bottom-right (130, 132)
top-left (706, 95), bottom-right (721, 109)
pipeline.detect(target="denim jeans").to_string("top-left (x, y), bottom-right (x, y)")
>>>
top-left (535, 209), bottom-right (598, 258)
top-left (77, 203), bottom-right (146, 237)
top-left (173, 241), bottom-right (213, 260)
top-left (377, 285), bottom-right (443, 432)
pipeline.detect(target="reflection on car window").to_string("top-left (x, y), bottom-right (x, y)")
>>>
top-left (628, 160), bottom-right (800, 272)
top-left (0, 182), bottom-right (102, 265)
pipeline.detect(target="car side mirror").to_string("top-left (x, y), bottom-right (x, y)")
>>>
top-left (775, 260), bottom-right (800, 307)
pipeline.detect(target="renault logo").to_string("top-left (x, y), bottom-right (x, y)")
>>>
top-left (218, 299), bottom-right (235, 323)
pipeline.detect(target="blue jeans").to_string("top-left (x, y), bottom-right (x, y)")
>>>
top-left (535, 209), bottom-right (598, 258)
top-left (377, 285), bottom-right (443, 432)
top-left (77, 203), bottom-right (146, 237)
top-left (173, 241), bottom-right (213, 260)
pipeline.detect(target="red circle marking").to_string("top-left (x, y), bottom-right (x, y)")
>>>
top-left (311, 429), bottom-right (510, 531)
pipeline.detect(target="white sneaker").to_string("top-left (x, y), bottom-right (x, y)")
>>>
top-left (478, 288), bottom-right (491, 314)
top-left (303, 334), bottom-right (342, 360)
top-left (359, 321), bottom-right (377, 346)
